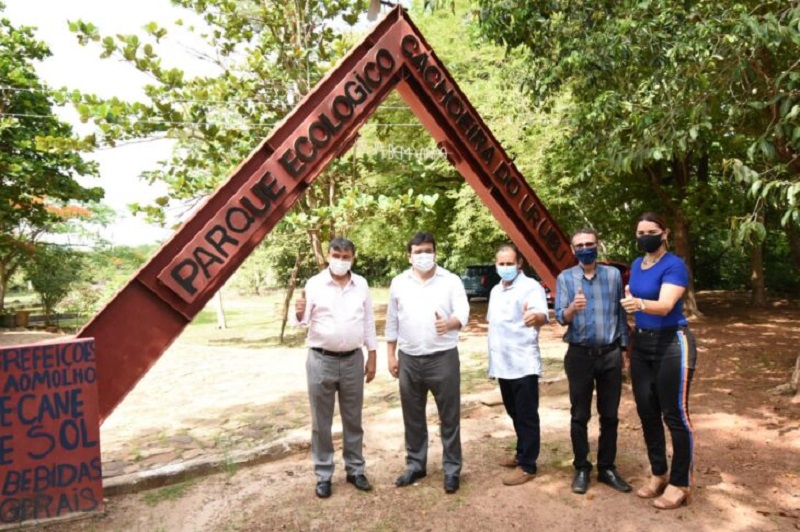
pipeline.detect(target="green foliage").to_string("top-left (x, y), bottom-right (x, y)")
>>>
top-left (477, 0), bottom-right (800, 296)
top-left (0, 6), bottom-right (102, 310)
top-left (25, 245), bottom-right (84, 325)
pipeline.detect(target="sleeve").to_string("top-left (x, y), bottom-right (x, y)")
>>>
top-left (451, 274), bottom-right (470, 327)
top-left (612, 269), bottom-right (629, 347)
top-left (662, 256), bottom-right (689, 288)
top-left (554, 271), bottom-right (571, 325)
top-left (385, 278), bottom-right (399, 342)
top-left (362, 280), bottom-right (378, 351)
top-left (525, 279), bottom-right (550, 323)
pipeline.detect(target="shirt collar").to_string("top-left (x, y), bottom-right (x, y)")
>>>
top-left (323, 268), bottom-right (354, 286)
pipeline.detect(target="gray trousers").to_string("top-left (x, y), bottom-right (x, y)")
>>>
top-left (399, 348), bottom-right (462, 477)
top-left (306, 348), bottom-right (365, 481)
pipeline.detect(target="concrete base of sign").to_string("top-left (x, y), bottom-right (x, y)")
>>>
top-left (0, 509), bottom-right (103, 531)
top-left (103, 428), bottom-right (312, 496)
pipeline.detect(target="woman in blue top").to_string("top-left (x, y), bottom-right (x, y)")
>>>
top-left (621, 213), bottom-right (697, 510)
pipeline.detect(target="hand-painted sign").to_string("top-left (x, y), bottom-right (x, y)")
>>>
top-left (0, 338), bottom-right (101, 525)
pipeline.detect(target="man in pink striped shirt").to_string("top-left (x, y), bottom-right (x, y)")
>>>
top-left (294, 237), bottom-right (378, 499)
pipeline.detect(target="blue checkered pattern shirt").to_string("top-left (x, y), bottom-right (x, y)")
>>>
top-left (555, 264), bottom-right (628, 348)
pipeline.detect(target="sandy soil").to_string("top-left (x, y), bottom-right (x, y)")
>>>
top-left (10, 291), bottom-right (800, 531)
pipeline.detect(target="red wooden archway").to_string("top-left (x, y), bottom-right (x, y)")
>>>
top-left (78, 6), bottom-right (575, 422)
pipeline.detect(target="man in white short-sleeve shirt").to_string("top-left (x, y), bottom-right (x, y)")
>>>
top-left (487, 244), bottom-right (549, 486)
top-left (386, 232), bottom-right (469, 494)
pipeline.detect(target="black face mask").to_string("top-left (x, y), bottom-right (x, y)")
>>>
top-left (637, 234), bottom-right (664, 253)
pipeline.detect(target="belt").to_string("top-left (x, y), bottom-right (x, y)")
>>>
top-left (311, 347), bottom-right (359, 357)
top-left (634, 326), bottom-right (682, 335)
top-left (569, 342), bottom-right (619, 357)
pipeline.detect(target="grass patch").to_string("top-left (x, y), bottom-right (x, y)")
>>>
top-left (141, 481), bottom-right (195, 506)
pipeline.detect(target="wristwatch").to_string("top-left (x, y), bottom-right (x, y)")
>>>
top-left (639, 298), bottom-right (647, 311)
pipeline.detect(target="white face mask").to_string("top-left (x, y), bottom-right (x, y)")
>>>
top-left (411, 252), bottom-right (435, 273)
top-left (328, 258), bottom-right (352, 276)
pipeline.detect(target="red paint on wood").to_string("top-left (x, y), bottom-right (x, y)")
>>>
top-left (0, 338), bottom-right (102, 525)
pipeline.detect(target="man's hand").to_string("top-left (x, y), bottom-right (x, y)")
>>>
top-left (434, 311), bottom-right (448, 335)
top-left (295, 289), bottom-right (306, 321)
top-left (365, 351), bottom-right (376, 383)
top-left (573, 288), bottom-right (586, 312)
top-left (388, 354), bottom-right (399, 379)
top-left (522, 301), bottom-right (546, 328)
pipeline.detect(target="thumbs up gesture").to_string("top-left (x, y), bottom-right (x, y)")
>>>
top-left (620, 285), bottom-right (640, 314)
top-left (573, 288), bottom-right (587, 313)
top-left (434, 310), bottom-right (448, 335)
top-left (295, 289), bottom-right (307, 320)
top-left (522, 300), bottom-right (545, 327)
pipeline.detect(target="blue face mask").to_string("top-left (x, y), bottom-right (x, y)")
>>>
top-left (496, 265), bottom-right (519, 282)
top-left (575, 247), bottom-right (598, 265)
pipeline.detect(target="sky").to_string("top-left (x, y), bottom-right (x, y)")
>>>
top-left (3, 0), bottom-right (213, 246)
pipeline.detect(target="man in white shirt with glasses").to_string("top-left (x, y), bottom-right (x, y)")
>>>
top-left (386, 232), bottom-right (470, 495)
top-left (295, 237), bottom-right (377, 499)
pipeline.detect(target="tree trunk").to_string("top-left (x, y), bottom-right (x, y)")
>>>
top-left (750, 227), bottom-right (767, 307)
top-left (214, 290), bottom-right (227, 329)
top-left (670, 210), bottom-right (700, 317)
top-left (787, 223), bottom-right (800, 274)
top-left (0, 265), bottom-right (6, 313)
top-left (307, 228), bottom-right (326, 270)
top-left (791, 354), bottom-right (800, 391)
top-left (279, 251), bottom-right (306, 344)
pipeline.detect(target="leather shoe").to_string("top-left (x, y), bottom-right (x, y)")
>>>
top-left (571, 470), bottom-right (589, 494)
top-left (395, 470), bottom-right (427, 487)
top-left (346, 474), bottom-right (373, 491)
top-left (598, 468), bottom-right (632, 493)
top-left (444, 475), bottom-right (460, 494)
top-left (315, 480), bottom-right (331, 498)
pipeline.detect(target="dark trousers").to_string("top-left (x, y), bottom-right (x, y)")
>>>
top-left (564, 344), bottom-right (622, 472)
top-left (498, 374), bottom-right (540, 474)
top-left (398, 348), bottom-right (462, 477)
top-left (630, 327), bottom-right (697, 487)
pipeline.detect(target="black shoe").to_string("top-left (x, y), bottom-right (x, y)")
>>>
top-left (444, 475), bottom-right (460, 494)
top-left (315, 480), bottom-right (332, 498)
top-left (571, 470), bottom-right (590, 494)
top-left (346, 474), bottom-right (373, 491)
top-left (395, 470), bottom-right (427, 487)
top-left (598, 468), bottom-right (632, 493)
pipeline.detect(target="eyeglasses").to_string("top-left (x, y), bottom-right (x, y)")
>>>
top-left (573, 242), bottom-right (597, 250)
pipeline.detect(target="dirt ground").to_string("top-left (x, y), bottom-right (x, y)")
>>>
top-left (8, 291), bottom-right (800, 531)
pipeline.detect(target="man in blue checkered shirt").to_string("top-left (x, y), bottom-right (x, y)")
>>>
top-left (555, 228), bottom-right (631, 496)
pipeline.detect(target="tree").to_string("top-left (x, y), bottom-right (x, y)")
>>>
top-left (477, 1), bottom-right (800, 314)
top-left (0, 3), bottom-right (102, 311)
top-left (25, 244), bottom-right (84, 326)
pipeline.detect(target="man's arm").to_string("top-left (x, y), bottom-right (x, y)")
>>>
top-left (385, 279), bottom-right (400, 378)
top-left (363, 280), bottom-right (378, 383)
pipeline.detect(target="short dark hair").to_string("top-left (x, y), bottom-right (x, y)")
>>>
top-left (329, 237), bottom-right (355, 255)
top-left (570, 227), bottom-right (599, 244)
top-left (637, 212), bottom-right (668, 231)
top-left (495, 243), bottom-right (520, 262)
top-left (407, 232), bottom-right (436, 253)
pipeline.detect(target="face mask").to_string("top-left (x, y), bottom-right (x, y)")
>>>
top-left (328, 258), bottom-right (352, 276)
top-left (496, 265), bottom-right (519, 282)
top-left (637, 234), bottom-right (664, 254)
top-left (575, 247), bottom-right (598, 265)
top-left (411, 252), bottom-right (435, 273)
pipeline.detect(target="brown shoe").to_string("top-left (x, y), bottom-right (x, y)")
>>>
top-left (502, 467), bottom-right (535, 486)
top-left (636, 474), bottom-right (668, 499)
top-left (498, 457), bottom-right (518, 468)
top-left (653, 485), bottom-right (691, 509)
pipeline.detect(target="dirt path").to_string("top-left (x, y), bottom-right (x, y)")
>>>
top-left (17, 291), bottom-right (800, 531)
